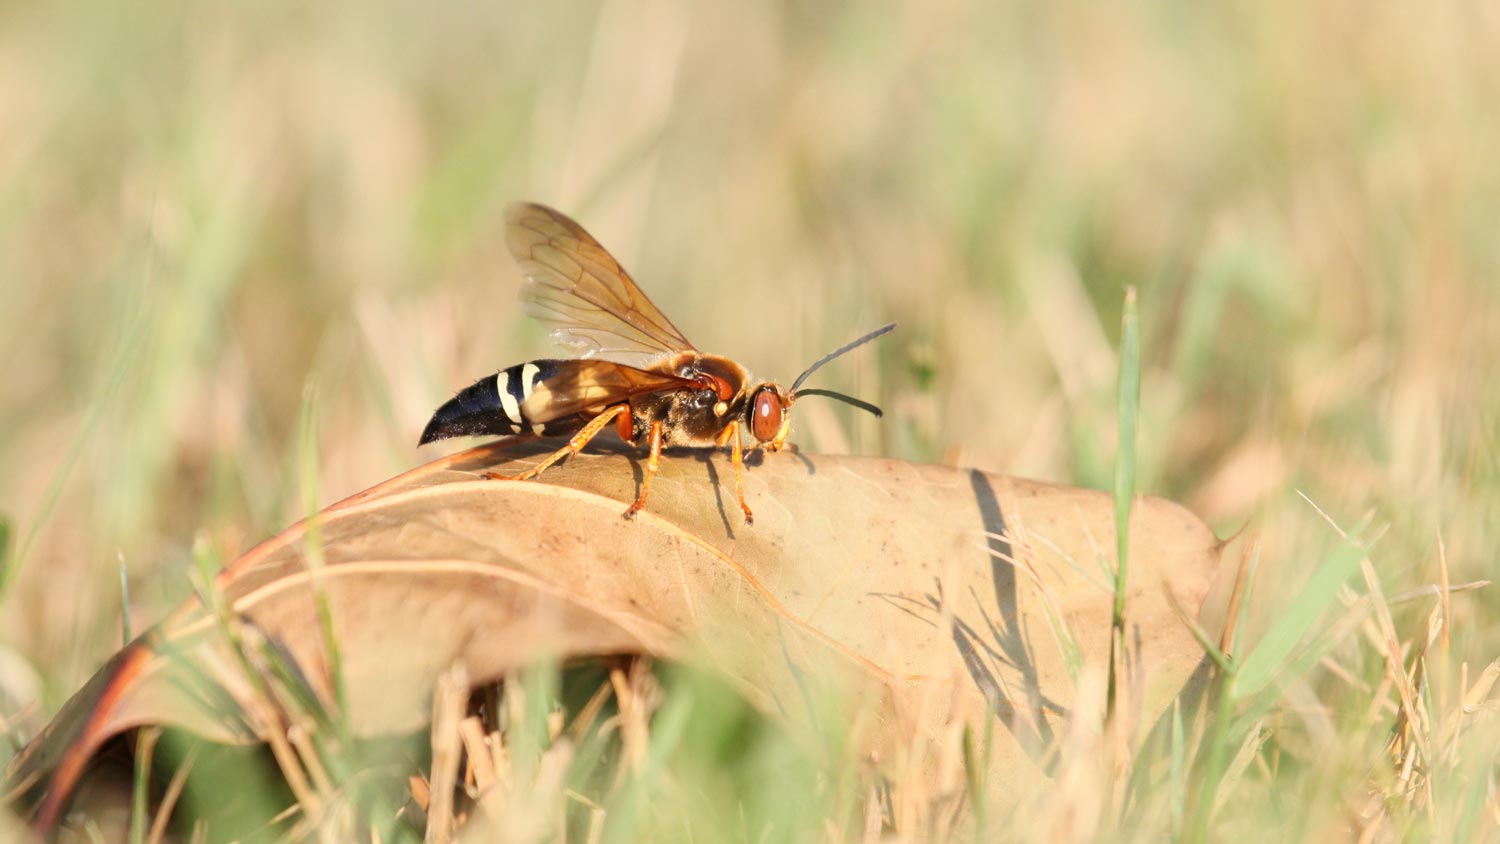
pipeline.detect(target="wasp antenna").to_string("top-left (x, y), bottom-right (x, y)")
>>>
top-left (791, 388), bottom-right (884, 418)
top-left (790, 322), bottom-right (896, 393)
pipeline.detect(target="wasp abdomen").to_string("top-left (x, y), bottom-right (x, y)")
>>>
top-left (497, 361), bottom-right (554, 436)
top-left (419, 360), bottom-right (555, 445)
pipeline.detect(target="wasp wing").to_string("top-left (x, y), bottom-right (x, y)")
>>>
top-left (508, 202), bottom-right (698, 366)
top-left (520, 359), bottom-right (694, 422)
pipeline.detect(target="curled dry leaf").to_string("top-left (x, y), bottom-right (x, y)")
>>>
top-left (4, 440), bottom-right (1230, 828)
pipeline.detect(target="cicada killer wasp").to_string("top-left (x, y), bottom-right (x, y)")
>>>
top-left (420, 202), bottom-right (894, 524)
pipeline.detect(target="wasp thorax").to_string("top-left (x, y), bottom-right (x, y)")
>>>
top-left (750, 387), bottom-right (784, 442)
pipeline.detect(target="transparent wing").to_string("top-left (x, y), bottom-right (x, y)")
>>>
top-left (507, 202), bottom-right (697, 366)
top-left (521, 359), bottom-right (697, 422)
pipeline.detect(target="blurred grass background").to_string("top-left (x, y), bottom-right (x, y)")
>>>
top-left (1, 0), bottom-right (1498, 838)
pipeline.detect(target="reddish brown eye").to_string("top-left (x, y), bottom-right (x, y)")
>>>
top-left (751, 389), bottom-right (783, 442)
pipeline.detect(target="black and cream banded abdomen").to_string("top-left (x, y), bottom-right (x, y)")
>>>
top-left (418, 359), bottom-right (589, 445)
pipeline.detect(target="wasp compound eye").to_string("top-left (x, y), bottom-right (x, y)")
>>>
top-left (751, 388), bottom-right (783, 442)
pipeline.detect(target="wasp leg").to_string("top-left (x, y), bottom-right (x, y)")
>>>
top-left (714, 422), bottom-right (736, 450)
top-left (482, 405), bottom-right (628, 482)
top-left (622, 420), bottom-right (664, 519)
top-left (728, 423), bottom-right (754, 524)
top-left (615, 402), bottom-right (636, 443)
top-left (766, 427), bottom-right (790, 452)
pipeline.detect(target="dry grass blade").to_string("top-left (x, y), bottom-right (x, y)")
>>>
top-left (1212, 721), bottom-right (1269, 818)
top-left (146, 743), bottom-right (197, 844)
top-left (1435, 530), bottom-right (1451, 656)
top-left (1387, 580), bottom-right (1490, 605)
top-left (1439, 659), bottom-right (1500, 761)
top-left (458, 717), bottom-right (496, 793)
top-left (609, 661), bottom-right (657, 778)
top-left (1219, 538), bottom-right (1258, 658)
top-left (1359, 560), bottom-right (1429, 765)
top-left (425, 665), bottom-right (470, 844)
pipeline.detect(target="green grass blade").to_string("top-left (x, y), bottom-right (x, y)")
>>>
top-left (119, 552), bottom-right (133, 644)
top-left (0, 514), bottom-right (10, 603)
top-left (1108, 286), bottom-right (1141, 716)
top-left (297, 381), bottom-right (348, 741)
top-left (1169, 699), bottom-right (1185, 837)
top-left (130, 727), bottom-right (160, 844)
top-left (962, 718), bottom-right (994, 840)
top-left (1233, 535), bottom-right (1367, 700)
top-left (0, 297), bottom-right (148, 605)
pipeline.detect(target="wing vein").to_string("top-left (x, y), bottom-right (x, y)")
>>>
top-left (508, 203), bottom-right (697, 366)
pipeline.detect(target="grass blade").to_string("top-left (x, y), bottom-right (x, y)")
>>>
top-left (119, 552), bottom-right (133, 644)
top-left (1233, 535), bottom-right (1367, 700)
top-left (0, 516), bottom-right (10, 593)
top-left (1108, 286), bottom-right (1141, 717)
top-left (297, 381), bottom-right (348, 742)
top-left (131, 727), bottom-right (161, 844)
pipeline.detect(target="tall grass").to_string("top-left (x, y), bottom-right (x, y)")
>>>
top-left (1107, 286), bottom-right (1140, 719)
top-left (2, 0), bottom-right (1498, 840)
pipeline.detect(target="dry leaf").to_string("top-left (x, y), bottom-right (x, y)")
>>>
top-left (4, 440), bottom-right (1230, 828)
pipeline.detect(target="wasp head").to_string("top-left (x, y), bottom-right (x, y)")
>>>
top-left (746, 322), bottom-right (896, 448)
top-left (745, 382), bottom-right (794, 446)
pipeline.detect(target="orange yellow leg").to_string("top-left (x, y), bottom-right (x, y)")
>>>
top-left (729, 423), bottom-right (754, 524)
top-left (767, 423), bottom-right (790, 452)
top-left (483, 405), bottom-right (628, 482)
top-left (623, 420), bottom-right (664, 518)
top-left (715, 422), bottom-right (736, 449)
top-left (615, 403), bottom-right (635, 442)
